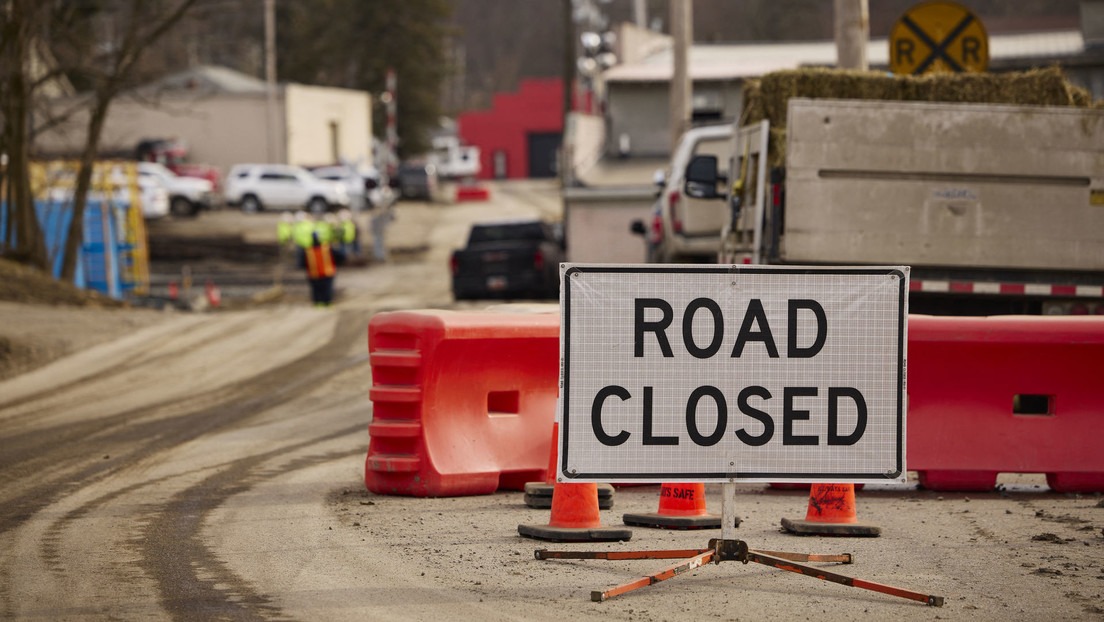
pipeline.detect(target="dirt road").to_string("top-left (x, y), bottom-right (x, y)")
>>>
top-left (0, 180), bottom-right (1101, 621)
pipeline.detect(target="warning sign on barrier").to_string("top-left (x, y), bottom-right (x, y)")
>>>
top-left (558, 264), bottom-right (909, 484)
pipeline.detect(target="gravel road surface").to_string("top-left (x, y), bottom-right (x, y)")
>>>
top-left (0, 180), bottom-right (1101, 621)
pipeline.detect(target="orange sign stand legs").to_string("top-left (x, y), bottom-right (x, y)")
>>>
top-left (532, 484), bottom-right (941, 606)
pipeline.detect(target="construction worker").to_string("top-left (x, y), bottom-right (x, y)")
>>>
top-left (338, 209), bottom-right (360, 259)
top-left (292, 211), bottom-right (314, 248)
top-left (276, 212), bottom-right (294, 247)
top-left (301, 229), bottom-right (338, 307)
top-left (320, 212), bottom-right (339, 244)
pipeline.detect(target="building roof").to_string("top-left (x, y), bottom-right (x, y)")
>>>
top-left (604, 30), bottom-right (1087, 82)
top-left (145, 65), bottom-right (270, 95)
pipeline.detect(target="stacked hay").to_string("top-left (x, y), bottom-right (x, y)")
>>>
top-left (742, 66), bottom-right (1098, 166)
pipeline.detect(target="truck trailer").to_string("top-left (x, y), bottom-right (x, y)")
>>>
top-left (683, 96), bottom-right (1104, 316)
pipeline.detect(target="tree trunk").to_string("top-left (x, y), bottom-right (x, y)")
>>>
top-left (60, 92), bottom-right (111, 283)
top-left (0, 0), bottom-right (47, 269)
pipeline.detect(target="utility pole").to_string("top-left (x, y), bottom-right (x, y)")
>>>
top-left (834, 0), bottom-right (869, 70)
top-left (562, 0), bottom-right (574, 187)
top-left (264, 0), bottom-right (278, 162)
top-left (669, 0), bottom-right (692, 152)
top-left (633, 0), bottom-right (646, 28)
top-left (385, 69), bottom-right (398, 175)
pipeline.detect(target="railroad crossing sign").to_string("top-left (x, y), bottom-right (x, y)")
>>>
top-left (889, 1), bottom-right (989, 75)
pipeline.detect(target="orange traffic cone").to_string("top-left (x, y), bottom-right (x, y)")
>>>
top-left (780, 483), bottom-right (881, 537)
top-left (518, 481), bottom-right (632, 542)
top-left (623, 482), bottom-right (734, 530)
top-left (524, 423), bottom-right (613, 509)
top-left (205, 280), bottom-right (221, 308)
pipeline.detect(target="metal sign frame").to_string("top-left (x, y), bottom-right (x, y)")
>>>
top-left (558, 264), bottom-right (908, 484)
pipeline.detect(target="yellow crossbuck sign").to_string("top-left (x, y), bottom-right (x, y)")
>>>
top-left (889, 1), bottom-right (989, 75)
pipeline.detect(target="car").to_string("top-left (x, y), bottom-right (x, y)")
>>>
top-left (310, 164), bottom-right (395, 213)
top-left (397, 161), bottom-right (439, 201)
top-left (137, 162), bottom-right (217, 217)
top-left (223, 163), bottom-right (350, 213)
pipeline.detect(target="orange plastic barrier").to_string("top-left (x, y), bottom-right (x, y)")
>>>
top-left (365, 309), bottom-right (559, 496)
top-left (909, 315), bottom-right (1104, 493)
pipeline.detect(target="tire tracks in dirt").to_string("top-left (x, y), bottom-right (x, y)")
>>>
top-left (0, 309), bottom-right (371, 619)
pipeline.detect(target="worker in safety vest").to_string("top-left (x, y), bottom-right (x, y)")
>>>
top-left (337, 209), bottom-right (360, 258)
top-left (301, 230), bottom-right (338, 307)
top-left (315, 213), bottom-right (338, 245)
top-left (291, 211), bottom-right (315, 248)
top-left (276, 212), bottom-right (294, 247)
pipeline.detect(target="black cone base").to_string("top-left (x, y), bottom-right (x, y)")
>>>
top-left (780, 517), bottom-right (881, 537)
top-left (622, 511), bottom-right (734, 530)
top-left (517, 523), bottom-right (633, 542)
top-left (523, 482), bottom-right (613, 509)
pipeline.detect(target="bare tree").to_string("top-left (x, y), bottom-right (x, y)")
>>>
top-left (1, 0), bottom-right (201, 279)
top-left (55, 0), bottom-right (201, 282)
top-left (0, 0), bottom-right (48, 268)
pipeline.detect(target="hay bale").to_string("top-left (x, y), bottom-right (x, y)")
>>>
top-left (744, 66), bottom-right (1096, 166)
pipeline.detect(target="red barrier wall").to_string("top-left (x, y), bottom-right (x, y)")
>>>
top-left (365, 309), bottom-right (560, 497)
top-left (908, 315), bottom-right (1104, 493)
top-left (365, 312), bottom-right (1104, 496)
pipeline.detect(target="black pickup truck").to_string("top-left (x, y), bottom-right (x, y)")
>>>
top-left (450, 219), bottom-right (565, 300)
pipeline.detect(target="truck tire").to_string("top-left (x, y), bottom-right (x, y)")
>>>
top-left (308, 197), bottom-right (328, 214)
top-left (170, 196), bottom-right (199, 218)
top-left (241, 194), bottom-right (262, 213)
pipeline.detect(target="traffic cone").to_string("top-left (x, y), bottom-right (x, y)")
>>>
top-left (205, 280), bottom-right (221, 308)
top-left (524, 422), bottom-right (613, 509)
top-left (780, 483), bottom-right (881, 537)
top-left (518, 481), bottom-right (632, 542)
top-left (622, 482), bottom-right (734, 530)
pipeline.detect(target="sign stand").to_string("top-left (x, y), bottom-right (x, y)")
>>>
top-left (533, 484), bottom-right (944, 607)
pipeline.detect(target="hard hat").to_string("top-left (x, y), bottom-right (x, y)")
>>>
top-left (281, 212), bottom-right (294, 223)
top-left (324, 213), bottom-right (338, 224)
top-left (294, 210), bottom-right (309, 222)
top-left (338, 209), bottom-right (352, 220)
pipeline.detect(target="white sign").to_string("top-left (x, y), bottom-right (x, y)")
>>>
top-left (558, 264), bottom-right (908, 484)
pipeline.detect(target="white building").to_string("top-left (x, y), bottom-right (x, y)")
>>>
top-left (36, 65), bottom-right (375, 177)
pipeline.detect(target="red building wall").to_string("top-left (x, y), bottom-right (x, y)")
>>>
top-left (458, 78), bottom-right (565, 180)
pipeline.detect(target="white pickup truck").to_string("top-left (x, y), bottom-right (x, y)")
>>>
top-left (631, 124), bottom-right (733, 263)
top-left (137, 162), bottom-right (216, 217)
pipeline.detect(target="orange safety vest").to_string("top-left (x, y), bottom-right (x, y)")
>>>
top-left (304, 243), bottom-right (336, 279)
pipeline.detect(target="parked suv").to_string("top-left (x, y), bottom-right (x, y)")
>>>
top-left (310, 163), bottom-right (395, 213)
top-left (631, 124), bottom-right (733, 263)
top-left (223, 163), bottom-right (349, 213)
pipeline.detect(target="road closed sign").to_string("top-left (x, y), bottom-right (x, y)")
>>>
top-left (558, 265), bottom-right (909, 484)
